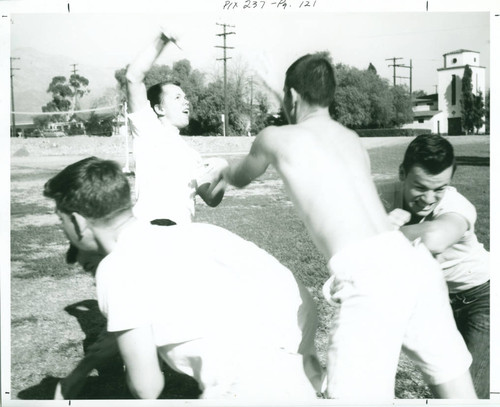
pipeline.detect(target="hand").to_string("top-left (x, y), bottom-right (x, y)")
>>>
top-left (196, 158), bottom-right (229, 207)
top-left (159, 27), bottom-right (181, 49)
top-left (388, 208), bottom-right (411, 230)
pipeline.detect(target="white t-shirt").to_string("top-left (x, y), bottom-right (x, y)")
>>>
top-left (128, 106), bottom-right (202, 224)
top-left (96, 221), bottom-right (316, 393)
top-left (378, 183), bottom-right (489, 293)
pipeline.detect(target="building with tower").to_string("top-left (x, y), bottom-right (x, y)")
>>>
top-left (404, 49), bottom-right (486, 135)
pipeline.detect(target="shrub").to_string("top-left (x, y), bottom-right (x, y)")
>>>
top-left (355, 128), bottom-right (432, 137)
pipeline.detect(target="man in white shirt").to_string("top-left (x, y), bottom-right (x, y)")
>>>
top-left (54, 27), bottom-right (227, 399)
top-left (378, 134), bottom-right (490, 398)
top-left (126, 28), bottom-right (226, 224)
top-left (45, 157), bottom-right (323, 400)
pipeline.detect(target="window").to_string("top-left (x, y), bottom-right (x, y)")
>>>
top-left (418, 119), bottom-right (424, 123)
top-left (452, 58), bottom-right (457, 63)
top-left (451, 75), bottom-right (456, 105)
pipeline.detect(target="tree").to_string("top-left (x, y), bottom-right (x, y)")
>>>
top-left (42, 74), bottom-right (90, 122)
top-left (485, 90), bottom-right (490, 134)
top-left (331, 63), bottom-right (397, 129)
top-left (33, 115), bottom-right (51, 129)
top-left (472, 91), bottom-right (486, 134)
top-left (390, 85), bottom-right (413, 127)
top-left (367, 63), bottom-right (377, 75)
top-left (460, 64), bottom-right (474, 134)
top-left (412, 89), bottom-right (428, 98)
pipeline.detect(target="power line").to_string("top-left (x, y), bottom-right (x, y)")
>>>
top-left (216, 22), bottom-right (235, 137)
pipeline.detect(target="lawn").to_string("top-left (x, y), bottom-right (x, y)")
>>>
top-left (7, 135), bottom-right (490, 400)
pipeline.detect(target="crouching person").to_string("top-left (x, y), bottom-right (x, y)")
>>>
top-left (44, 156), bottom-right (322, 400)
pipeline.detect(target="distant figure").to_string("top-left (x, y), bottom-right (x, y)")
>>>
top-left (378, 134), bottom-right (490, 398)
top-left (218, 53), bottom-right (476, 400)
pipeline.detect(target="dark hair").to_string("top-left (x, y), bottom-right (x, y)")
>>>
top-left (146, 80), bottom-right (182, 110)
top-left (285, 53), bottom-right (336, 107)
top-left (43, 157), bottom-right (131, 219)
top-left (401, 134), bottom-right (456, 175)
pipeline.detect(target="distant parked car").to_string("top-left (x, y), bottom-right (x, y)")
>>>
top-left (44, 130), bottom-right (67, 137)
top-left (24, 128), bottom-right (45, 138)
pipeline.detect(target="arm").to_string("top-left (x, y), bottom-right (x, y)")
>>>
top-left (115, 326), bottom-right (164, 399)
top-left (195, 158), bottom-right (228, 207)
top-left (400, 213), bottom-right (469, 255)
top-left (126, 30), bottom-right (177, 113)
top-left (223, 131), bottom-right (272, 188)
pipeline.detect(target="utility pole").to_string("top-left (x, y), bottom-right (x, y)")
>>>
top-left (387, 57), bottom-right (413, 97)
top-left (70, 63), bottom-right (79, 117)
top-left (216, 23), bottom-right (235, 137)
top-left (249, 75), bottom-right (253, 133)
top-left (10, 57), bottom-right (20, 138)
top-left (385, 57), bottom-right (403, 86)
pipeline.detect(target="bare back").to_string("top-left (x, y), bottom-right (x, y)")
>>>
top-left (261, 117), bottom-right (391, 259)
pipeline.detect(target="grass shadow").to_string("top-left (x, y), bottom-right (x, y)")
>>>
top-left (455, 156), bottom-right (490, 166)
top-left (18, 299), bottom-right (201, 400)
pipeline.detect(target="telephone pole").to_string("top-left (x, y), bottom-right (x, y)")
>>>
top-left (386, 57), bottom-right (413, 96)
top-left (70, 63), bottom-right (79, 116)
top-left (248, 76), bottom-right (254, 133)
top-left (10, 57), bottom-right (20, 137)
top-left (386, 57), bottom-right (403, 86)
top-left (216, 23), bottom-right (235, 137)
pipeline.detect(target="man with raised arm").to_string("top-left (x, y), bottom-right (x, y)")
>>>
top-left (54, 28), bottom-right (226, 399)
top-left (219, 53), bottom-right (476, 400)
top-left (379, 134), bottom-right (490, 398)
top-left (126, 28), bottom-right (226, 225)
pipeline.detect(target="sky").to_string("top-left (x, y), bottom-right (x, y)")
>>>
top-left (6, 4), bottom-right (492, 95)
top-left (1, 0), bottom-right (500, 402)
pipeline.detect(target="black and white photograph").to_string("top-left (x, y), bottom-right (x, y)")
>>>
top-left (1, 0), bottom-right (497, 405)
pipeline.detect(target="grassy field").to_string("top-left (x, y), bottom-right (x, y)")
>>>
top-left (8, 135), bottom-right (490, 400)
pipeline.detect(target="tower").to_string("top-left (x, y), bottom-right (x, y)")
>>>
top-left (437, 49), bottom-right (486, 135)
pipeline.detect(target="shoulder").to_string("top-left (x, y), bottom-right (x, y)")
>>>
top-left (376, 180), bottom-right (401, 212)
top-left (434, 187), bottom-right (477, 227)
top-left (128, 105), bottom-right (159, 132)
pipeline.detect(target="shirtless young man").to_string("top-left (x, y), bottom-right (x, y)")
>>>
top-left (219, 53), bottom-right (476, 400)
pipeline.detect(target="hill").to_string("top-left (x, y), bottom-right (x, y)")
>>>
top-left (11, 47), bottom-right (121, 123)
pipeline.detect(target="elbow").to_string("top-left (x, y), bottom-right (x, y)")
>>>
top-left (125, 66), bottom-right (141, 85)
top-left (420, 232), bottom-right (448, 255)
top-left (127, 375), bottom-right (164, 399)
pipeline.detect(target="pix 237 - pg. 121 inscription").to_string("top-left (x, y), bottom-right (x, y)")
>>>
top-left (222, 0), bottom-right (317, 10)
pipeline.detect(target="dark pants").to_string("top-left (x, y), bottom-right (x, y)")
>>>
top-left (450, 280), bottom-right (490, 399)
top-left (59, 219), bottom-right (177, 399)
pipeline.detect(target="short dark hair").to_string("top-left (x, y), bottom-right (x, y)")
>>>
top-left (43, 157), bottom-right (132, 219)
top-left (285, 53), bottom-right (336, 107)
top-left (146, 80), bottom-right (182, 110)
top-left (401, 134), bottom-right (456, 175)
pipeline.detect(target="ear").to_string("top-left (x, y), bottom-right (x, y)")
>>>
top-left (290, 88), bottom-right (300, 105)
top-left (71, 212), bottom-right (89, 240)
top-left (398, 164), bottom-right (406, 181)
top-left (152, 103), bottom-right (164, 116)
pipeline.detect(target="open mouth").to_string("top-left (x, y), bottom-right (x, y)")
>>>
top-left (182, 108), bottom-right (190, 115)
top-left (417, 203), bottom-right (434, 212)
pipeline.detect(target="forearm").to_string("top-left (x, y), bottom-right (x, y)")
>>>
top-left (400, 222), bottom-right (450, 254)
top-left (223, 163), bottom-right (254, 188)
